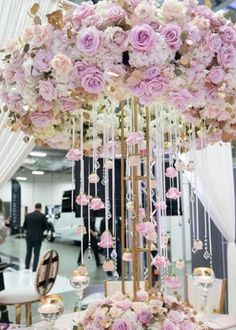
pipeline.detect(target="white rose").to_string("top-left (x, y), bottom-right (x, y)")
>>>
top-left (162, 0), bottom-right (186, 21)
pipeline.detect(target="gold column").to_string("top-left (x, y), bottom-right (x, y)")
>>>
top-left (25, 303), bottom-right (32, 326)
top-left (15, 304), bottom-right (22, 324)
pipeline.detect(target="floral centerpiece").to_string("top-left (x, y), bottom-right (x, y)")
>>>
top-left (77, 291), bottom-right (206, 330)
top-left (0, 0), bottom-right (236, 148)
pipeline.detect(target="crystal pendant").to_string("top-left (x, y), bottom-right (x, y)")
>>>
top-left (95, 161), bottom-right (100, 169)
top-left (203, 250), bottom-right (210, 260)
top-left (113, 271), bottom-right (119, 280)
top-left (87, 251), bottom-right (92, 261)
top-left (110, 249), bottom-right (117, 259)
top-left (192, 247), bottom-right (197, 254)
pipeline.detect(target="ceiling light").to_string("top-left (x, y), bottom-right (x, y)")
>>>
top-left (29, 151), bottom-right (47, 157)
top-left (32, 170), bottom-right (44, 175)
top-left (23, 158), bottom-right (36, 165)
top-left (16, 176), bottom-right (27, 181)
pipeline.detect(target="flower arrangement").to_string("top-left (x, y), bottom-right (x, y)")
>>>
top-left (1, 0), bottom-right (236, 148)
top-left (78, 291), bottom-right (206, 330)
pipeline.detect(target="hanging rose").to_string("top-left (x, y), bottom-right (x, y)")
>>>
top-left (66, 148), bottom-right (81, 161)
top-left (76, 225), bottom-right (87, 235)
top-left (166, 187), bottom-right (182, 199)
top-left (174, 160), bottom-right (186, 171)
top-left (165, 167), bottom-right (178, 178)
top-left (88, 173), bottom-right (100, 184)
top-left (104, 159), bottom-right (113, 169)
top-left (175, 259), bottom-right (185, 270)
top-left (152, 255), bottom-right (170, 269)
top-left (126, 131), bottom-right (144, 145)
top-left (154, 201), bottom-right (167, 210)
top-left (138, 208), bottom-right (146, 220)
top-left (90, 197), bottom-right (104, 210)
top-left (164, 275), bottom-right (181, 290)
top-left (103, 259), bottom-right (115, 272)
top-left (98, 230), bottom-right (113, 248)
top-left (122, 251), bottom-right (133, 262)
top-left (193, 239), bottom-right (203, 251)
top-left (76, 194), bottom-right (91, 205)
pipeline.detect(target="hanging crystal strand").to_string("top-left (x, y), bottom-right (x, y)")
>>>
top-left (92, 106), bottom-right (98, 197)
top-left (87, 160), bottom-right (92, 261)
top-left (71, 117), bottom-right (76, 227)
top-left (208, 212), bottom-right (213, 268)
top-left (80, 110), bottom-right (84, 265)
top-left (190, 126), bottom-right (196, 252)
top-left (174, 109), bottom-right (182, 227)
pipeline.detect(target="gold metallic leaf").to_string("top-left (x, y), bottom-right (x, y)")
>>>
top-left (205, 0), bottom-right (212, 8)
top-left (83, 112), bottom-right (90, 121)
top-left (46, 10), bottom-right (64, 29)
top-left (23, 136), bottom-right (30, 143)
top-left (30, 3), bottom-right (40, 15)
top-left (118, 0), bottom-right (125, 7)
top-left (23, 43), bottom-right (30, 53)
top-left (34, 15), bottom-right (42, 25)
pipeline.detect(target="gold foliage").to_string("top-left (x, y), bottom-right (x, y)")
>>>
top-left (30, 3), bottom-right (40, 16)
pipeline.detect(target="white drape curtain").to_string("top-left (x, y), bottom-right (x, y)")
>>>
top-left (0, 0), bottom-right (75, 186)
top-left (183, 143), bottom-right (236, 315)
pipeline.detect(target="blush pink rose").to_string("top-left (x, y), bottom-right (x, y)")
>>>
top-left (154, 201), bottom-right (167, 210)
top-left (165, 276), bottom-right (181, 290)
top-left (77, 27), bottom-right (101, 56)
top-left (72, 3), bottom-right (95, 27)
top-left (217, 44), bottom-right (236, 68)
top-left (103, 259), bottom-right (115, 272)
top-left (112, 319), bottom-right (132, 330)
top-left (142, 66), bottom-right (160, 80)
top-left (205, 33), bottom-right (222, 53)
top-left (30, 110), bottom-right (53, 128)
top-left (163, 319), bottom-right (177, 330)
top-left (39, 80), bottom-right (57, 102)
top-left (126, 0), bottom-right (142, 7)
top-left (106, 27), bottom-right (128, 53)
top-left (122, 251), bottom-right (133, 262)
top-left (115, 300), bottom-right (132, 312)
top-left (51, 54), bottom-right (73, 78)
top-left (128, 24), bottom-right (156, 52)
top-left (180, 320), bottom-right (194, 330)
top-left (166, 187), bottom-right (182, 199)
top-left (76, 194), bottom-right (91, 205)
top-left (170, 90), bottom-right (192, 111)
top-left (128, 81), bottom-right (145, 97)
top-left (152, 255), bottom-right (170, 268)
top-left (81, 68), bottom-right (105, 93)
top-left (88, 173), bottom-right (99, 183)
top-left (165, 167), bottom-right (177, 178)
top-left (145, 76), bottom-right (167, 97)
top-left (136, 290), bottom-right (148, 302)
top-left (220, 25), bottom-right (236, 43)
top-left (59, 97), bottom-right (78, 112)
top-left (104, 64), bottom-right (125, 83)
top-left (138, 208), bottom-right (146, 219)
top-left (207, 66), bottom-right (225, 84)
top-left (136, 310), bottom-right (152, 325)
top-left (66, 148), bottom-right (81, 161)
top-left (168, 310), bottom-right (184, 324)
top-left (90, 197), bottom-right (104, 210)
top-left (73, 62), bottom-right (90, 79)
top-left (32, 25), bottom-right (52, 47)
top-left (98, 231), bottom-right (113, 248)
top-left (161, 23), bottom-right (182, 50)
top-left (34, 49), bottom-right (52, 72)
top-left (108, 5), bottom-right (126, 22)
top-left (174, 160), bottom-right (186, 171)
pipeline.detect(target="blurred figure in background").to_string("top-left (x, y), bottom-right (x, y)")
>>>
top-left (23, 203), bottom-right (48, 272)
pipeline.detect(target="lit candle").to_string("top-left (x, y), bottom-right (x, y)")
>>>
top-left (38, 304), bottom-right (59, 314)
top-left (198, 275), bottom-right (213, 284)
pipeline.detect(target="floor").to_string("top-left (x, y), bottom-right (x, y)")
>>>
top-left (0, 235), bottom-right (191, 325)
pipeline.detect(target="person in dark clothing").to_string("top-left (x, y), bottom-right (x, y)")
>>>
top-left (77, 218), bottom-right (101, 267)
top-left (100, 217), bottom-right (122, 276)
top-left (23, 203), bottom-right (48, 271)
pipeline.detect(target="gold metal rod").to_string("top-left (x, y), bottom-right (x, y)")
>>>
top-left (145, 106), bottom-right (152, 291)
top-left (120, 101), bottom-right (126, 295)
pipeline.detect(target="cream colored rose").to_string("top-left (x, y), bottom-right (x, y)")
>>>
top-left (51, 54), bottom-right (73, 77)
top-left (109, 307), bottom-right (122, 318)
top-left (162, 0), bottom-right (185, 21)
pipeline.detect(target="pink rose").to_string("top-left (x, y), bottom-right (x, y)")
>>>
top-left (77, 27), bottom-right (101, 56)
top-left (128, 81), bottom-right (145, 97)
top-left (115, 300), bottom-right (132, 312)
top-left (34, 49), bottom-right (52, 72)
top-left (73, 62), bottom-right (89, 80)
top-left (59, 97), bottom-right (78, 112)
top-left (217, 44), bottom-right (236, 68)
top-left (205, 33), bottom-right (222, 53)
top-left (128, 24), bottom-right (156, 51)
top-left (152, 255), bottom-right (170, 268)
top-left (66, 148), bottom-right (81, 161)
top-left (165, 276), bottom-right (181, 290)
top-left (165, 167), bottom-right (177, 178)
top-left (30, 110), bottom-right (53, 128)
top-left (51, 54), bottom-right (73, 78)
top-left (136, 310), bottom-right (152, 325)
top-left (136, 290), bottom-right (148, 302)
top-left (103, 259), bottom-right (115, 272)
top-left (207, 66), bottom-right (225, 84)
top-left (142, 66), bottom-right (160, 80)
top-left (104, 64), bottom-right (125, 83)
top-left (166, 187), bottom-right (182, 199)
top-left (135, 2), bottom-right (153, 21)
top-left (163, 319), bottom-right (177, 330)
top-left (106, 27), bottom-right (128, 53)
top-left (136, 222), bottom-right (155, 235)
top-left (88, 173), bottom-right (99, 184)
top-left (122, 252), bottom-right (133, 262)
top-left (108, 5), bottom-right (126, 22)
top-left (39, 80), bottom-right (57, 102)
top-left (170, 90), bottom-right (192, 111)
top-left (220, 25), bottom-right (236, 43)
top-left (145, 76), bottom-right (167, 97)
top-left (174, 160), bottom-right (185, 171)
top-left (126, 132), bottom-right (144, 145)
top-left (35, 98), bottom-right (52, 112)
top-left (154, 201), bottom-right (167, 210)
top-left (138, 208), bottom-right (146, 220)
top-left (32, 25), bottom-right (51, 47)
top-left (76, 194), bottom-right (91, 206)
top-left (112, 319), bottom-right (132, 330)
top-left (98, 230), bottom-right (113, 248)
top-left (168, 310), bottom-right (184, 324)
top-left (81, 68), bottom-right (105, 93)
top-left (72, 3), bottom-right (95, 27)
top-left (181, 321), bottom-right (194, 330)
top-left (161, 23), bottom-right (182, 50)
top-left (90, 197), bottom-right (104, 210)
